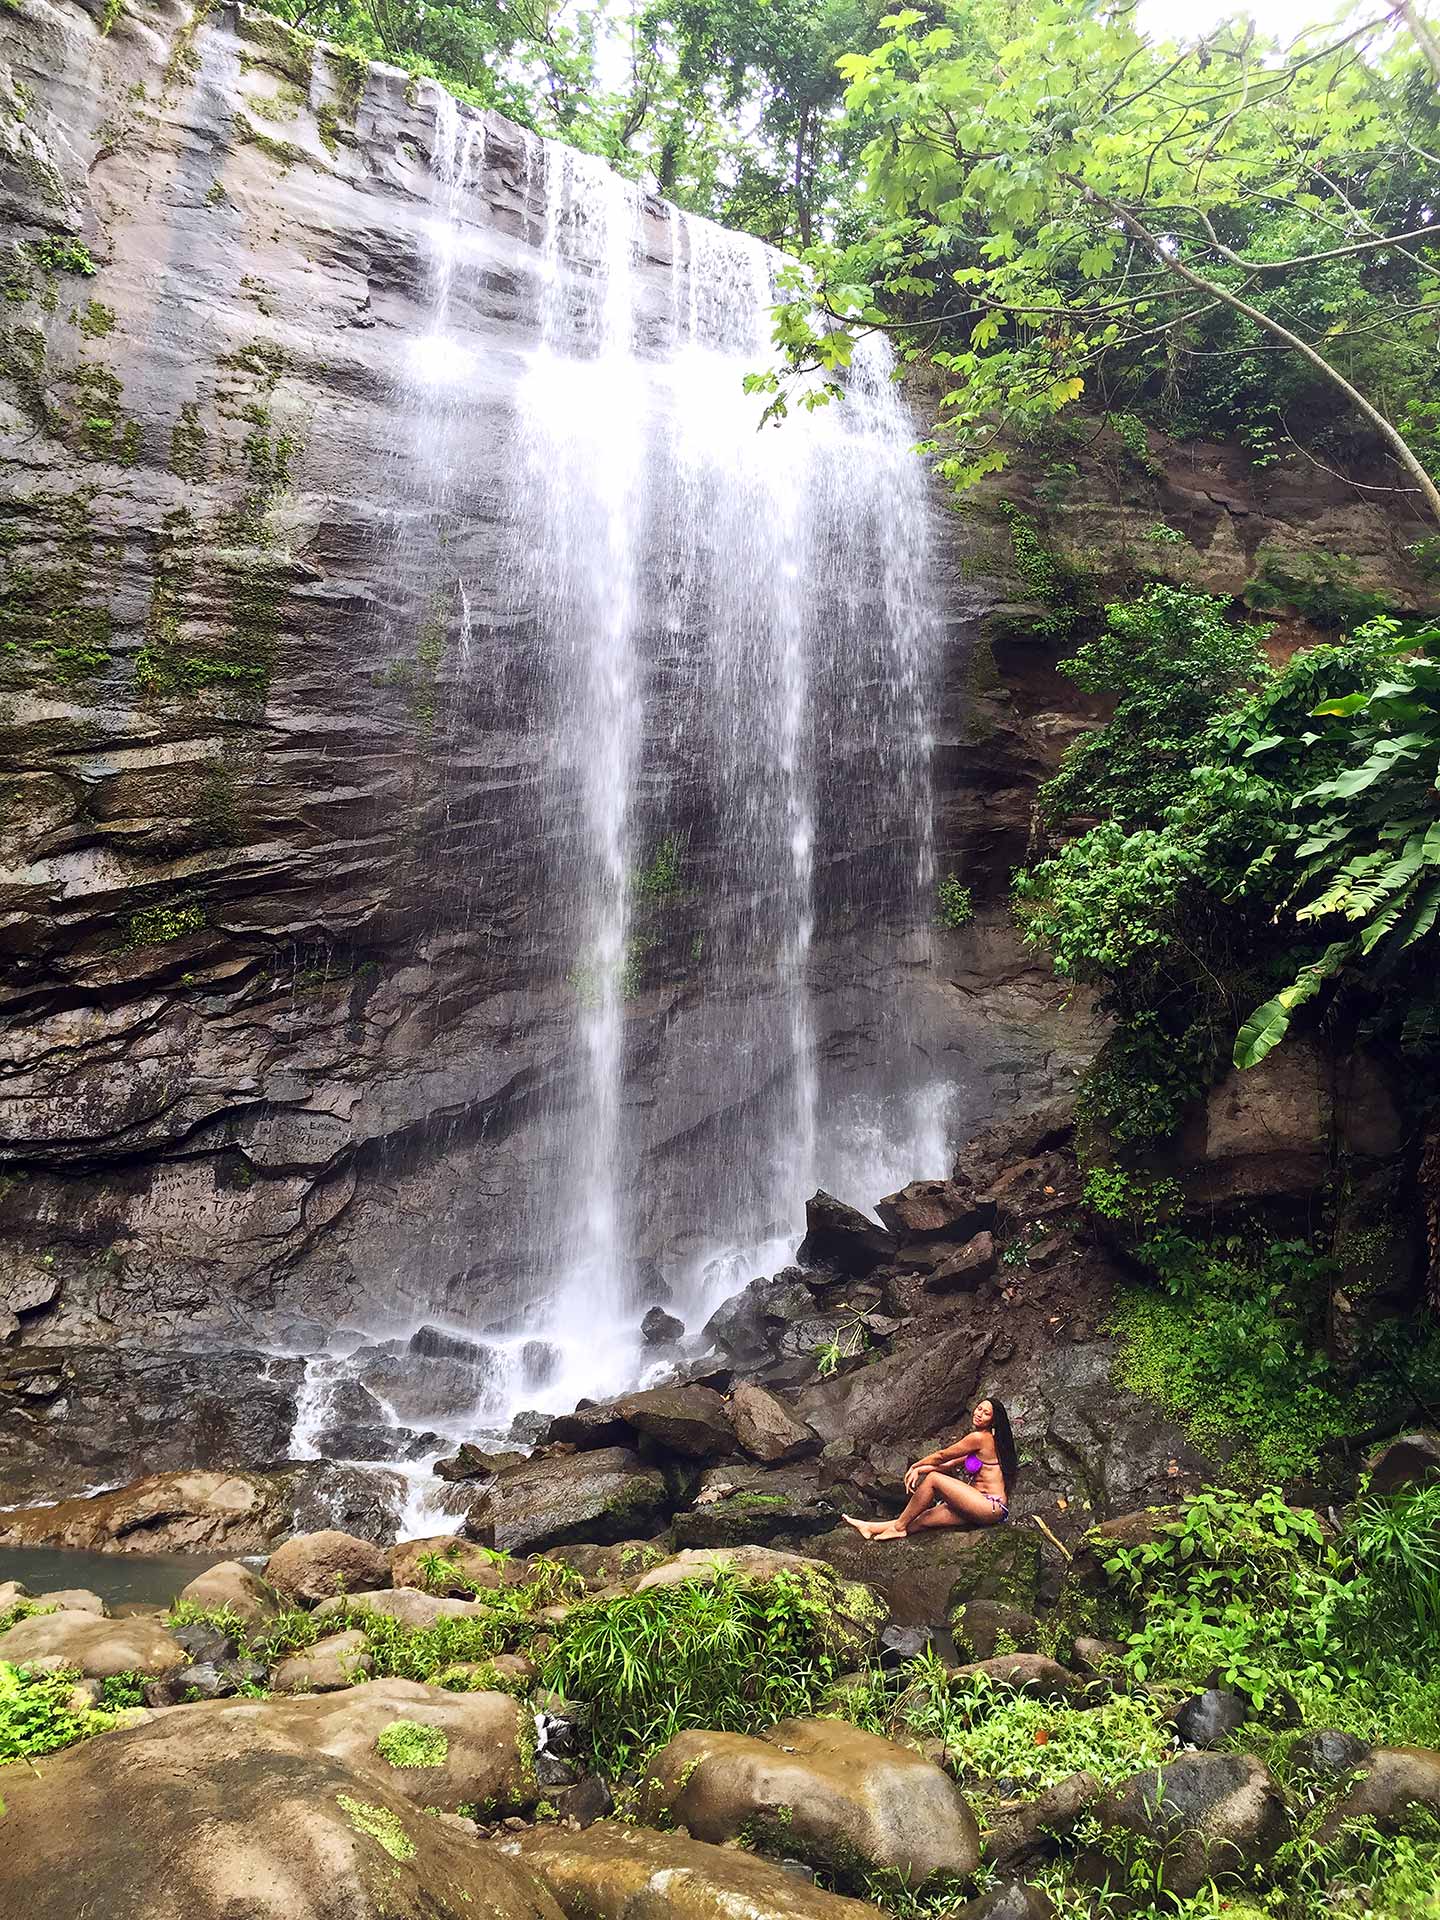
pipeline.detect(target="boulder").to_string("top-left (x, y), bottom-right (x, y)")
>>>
top-left (171, 1620), bottom-right (240, 1665)
top-left (1068, 1507), bottom-right (1183, 1589)
top-left (949, 1889), bottom-right (1056, 1920)
top-left (1317, 1746), bottom-right (1440, 1842)
top-left (948, 1654), bottom-right (1081, 1701)
top-left (390, 1536), bottom-right (526, 1594)
top-left (1288, 1729), bottom-right (1369, 1778)
top-left (544, 1404), bottom-right (633, 1450)
top-left (502, 1819), bottom-right (893, 1919)
top-left (641, 1307), bottom-right (685, 1345)
top-left (614, 1385), bottom-right (734, 1460)
top-left (634, 1547), bottom-right (887, 1664)
top-left (877, 1624), bottom-right (936, 1667)
top-left (542, 1541), bottom-right (669, 1586)
top-left (0, 1471), bottom-right (291, 1555)
top-left (34, 1587), bottom-right (107, 1615)
top-left (0, 1610), bottom-right (186, 1679)
top-left (876, 1180), bottom-right (991, 1242)
top-left (643, 1718), bottom-right (980, 1887)
top-left (1365, 1431), bottom-right (1440, 1495)
top-left (702, 1273), bottom-right (816, 1365)
top-left (313, 1589), bottom-right (482, 1631)
top-left (797, 1191), bottom-right (896, 1276)
top-left (0, 1684), bottom-right (564, 1920)
top-left (924, 1232), bottom-right (999, 1292)
top-left (983, 1772), bottom-right (1100, 1869)
top-left (671, 1466), bottom-right (837, 1549)
top-left (795, 1324), bottom-right (993, 1456)
top-left (1175, 1689), bottom-right (1251, 1748)
top-left (1090, 1753), bottom-right (1290, 1899)
top-left (798, 1521), bottom-right (1039, 1625)
top-left (554, 1774), bottom-right (615, 1827)
top-left (0, 1577), bottom-right (30, 1608)
top-left (468, 1448), bottom-right (670, 1553)
top-left (175, 1559), bottom-right (281, 1631)
top-left (951, 1600), bottom-right (1040, 1660)
top-left (435, 1443), bottom-right (525, 1483)
top-left (265, 1530), bottom-right (392, 1605)
top-left (728, 1382), bottom-right (820, 1464)
top-left (271, 1629), bottom-right (374, 1693)
top-left (956, 1101), bottom-right (1077, 1188)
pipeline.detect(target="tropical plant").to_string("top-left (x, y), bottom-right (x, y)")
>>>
top-left (1233, 621), bottom-right (1440, 1066)
top-left (761, 0), bottom-right (1440, 520)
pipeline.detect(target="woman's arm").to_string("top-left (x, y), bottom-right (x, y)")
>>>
top-left (912, 1431), bottom-right (983, 1470)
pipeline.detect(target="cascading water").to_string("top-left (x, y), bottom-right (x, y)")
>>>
top-left (288, 95), bottom-right (951, 1517)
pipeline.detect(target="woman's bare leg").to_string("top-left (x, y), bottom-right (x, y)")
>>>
top-left (875, 1473), bottom-right (1004, 1540)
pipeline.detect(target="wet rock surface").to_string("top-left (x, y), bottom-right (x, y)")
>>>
top-left (1090, 1752), bottom-right (1291, 1899)
top-left (502, 1821), bottom-right (883, 1920)
top-left (642, 1717), bottom-right (982, 1886)
top-left (468, 1448), bottom-right (671, 1553)
top-left (0, 1684), bottom-right (565, 1920)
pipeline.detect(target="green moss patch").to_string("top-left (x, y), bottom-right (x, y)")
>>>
top-left (375, 1719), bottom-right (449, 1769)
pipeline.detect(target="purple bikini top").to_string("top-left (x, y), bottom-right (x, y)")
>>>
top-left (963, 1452), bottom-right (983, 1476)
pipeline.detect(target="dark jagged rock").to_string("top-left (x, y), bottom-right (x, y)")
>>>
top-left (408, 1325), bottom-right (492, 1365)
top-left (543, 1403), bottom-right (633, 1451)
top-left (877, 1624), bottom-right (935, 1667)
top-left (435, 1443), bottom-right (524, 1483)
top-left (0, 1347), bottom-right (303, 1506)
top-left (1175, 1689), bottom-right (1251, 1748)
top-left (555, 1774), bottom-right (615, 1827)
top-left (671, 1465), bottom-right (837, 1548)
top-left (468, 1448), bottom-right (671, 1552)
top-left (640, 1307), bottom-right (685, 1346)
top-left (876, 1179), bottom-right (993, 1242)
top-left (797, 1192), bottom-right (897, 1277)
top-left (1288, 1729), bottom-right (1369, 1777)
top-left (728, 1382), bottom-right (820, 1464)
top-left (1365, 1431), bottom-right (1440, 1495)
top-left (923, 1231), bottom-right (999, 1292)
top-left (614, 1385), bottom-right (735, 1460)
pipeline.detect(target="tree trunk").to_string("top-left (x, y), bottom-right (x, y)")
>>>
top-left (1099, 194), bottom-right (1440, 527)
top-left (794, 105), bottom-right (812, 249)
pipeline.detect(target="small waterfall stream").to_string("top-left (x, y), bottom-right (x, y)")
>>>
top-left (289, 95), bottom-right (949, 1526)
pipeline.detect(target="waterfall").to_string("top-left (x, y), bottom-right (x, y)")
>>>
top-left (287, 95), bottom-right (948, 1503)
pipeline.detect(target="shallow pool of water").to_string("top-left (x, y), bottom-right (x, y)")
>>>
top-left (0, 1545), bottom-right (229, 1610)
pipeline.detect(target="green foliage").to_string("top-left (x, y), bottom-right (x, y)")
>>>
top-left (98, 1670), bottom-right (146, 1709)
top-left (934, 875), bottom-right (973, 929)
top-left (539, 1570), bottom-right (840, 1770)
top-left (1351, 1483), bottom-right (1440, 1643)
top-left (32, 237), bottom-right (97, 276)
top-left (634, 833), bottom-right (686, 903)
top-left (336, 1794), bottom-right (415, 1861)
top-left (1106, 1225), bottom-right (1437, 1484)
top-left (1037, 587), bottom-right (1270, 831)
top-left (1244, 548), bottom-right (1391, 635)
top-left (375, 1718), bottom-right (449, 1768)
top-left (764, 1), bottom-right (1440, 510)
top-left (0, 1661), bottom-right (114, 1761)
top-left (126, 899), bottom-right (206, 947)
top-left (1230, 620), bottom-right (1440, 1066)
top-left (1095, 1485), bottom-right (1440, 1743)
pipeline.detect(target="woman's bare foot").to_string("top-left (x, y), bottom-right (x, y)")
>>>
top-left (841, 1514), bottom-right (887, 1539)
top-left (869, 1523), bottom-right (910, 1542)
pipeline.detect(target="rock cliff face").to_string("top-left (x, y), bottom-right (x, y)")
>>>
top-left (1, 0), bottom-right (1432, 1501)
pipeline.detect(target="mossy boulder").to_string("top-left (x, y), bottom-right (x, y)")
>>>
top-left (0, 1682), bottom-right (563, 1920)
top-left (468, 1448), bottom-right (670, 1553)
top-left (502, 1820), bottom-right (884, 1919)
top-left (798, 1521), bottom-right (1040, 1626)
top-left (640, 1718), bottom-right (981, 1888)
top-left (634, 1546), bottom-right (888, 1664)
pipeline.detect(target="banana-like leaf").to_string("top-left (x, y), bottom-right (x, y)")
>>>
top-left (1233, 941), bottom-right (1353, 1071)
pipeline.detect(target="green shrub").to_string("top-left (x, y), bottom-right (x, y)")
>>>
top-left (0, 1660), bottom-right (114, 1760)
top-left (539, 1570), bottom-right (841, 1771)
top-left (934, 875), bottom-right (974, 928)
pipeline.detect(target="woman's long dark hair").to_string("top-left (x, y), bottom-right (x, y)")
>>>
top-left (989, 1397), bottom-right (1019, 1497)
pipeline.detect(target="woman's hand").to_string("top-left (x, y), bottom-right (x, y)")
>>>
top-left (904, 1463), bottom-right (928, 1493)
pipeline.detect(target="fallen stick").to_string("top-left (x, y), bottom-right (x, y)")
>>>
top-left (1030, 1513), bottom-right (1073, 1562)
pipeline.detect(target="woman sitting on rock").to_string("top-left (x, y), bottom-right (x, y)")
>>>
top-left (843, 1396), bottom-right (1016, 1540)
